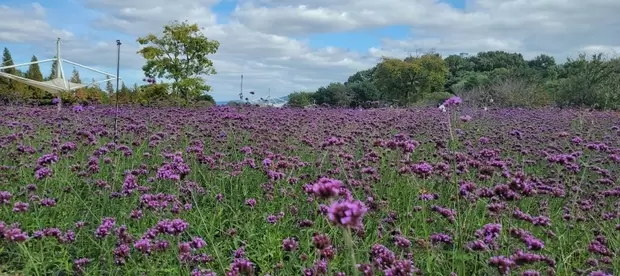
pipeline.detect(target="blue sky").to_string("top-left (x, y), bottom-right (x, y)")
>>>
top-left (1, 0), bottom-right (618, 101)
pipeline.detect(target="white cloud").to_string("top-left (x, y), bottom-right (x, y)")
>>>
top-left (233, 0), bottom-right (620, 57)
top-left (1, 0), bottom-right (619, 101)
top-left (0, 3), bottom-right (73, 43)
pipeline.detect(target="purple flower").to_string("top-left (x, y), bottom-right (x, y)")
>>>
top-left (282, 237), bottom-right (299, 251)
top-left (3, 227), bottom-right (29, 242)
top-left (72, 105), bottom-right (84, 112)
top-left (443, 96), bottom-right (462, 107)
top-left (312, 233), bottom-right (331, 249)
top-left (192, 236), bottom-right (207, 249)
top-left (134, 238), bottom-right (152, 254)
top-left (34, 167), bottom-right (53, 180)
top-left (430, 233), bottom-right (453, 245)
top-left (74, 258), bottom-right (91, 271)
top-left (266, 215), bottom-right (278, 224)
top-left (459, 115), bottom-right (472, 122)
top-left (309, 177), bottom-right (343, 199)
top-left (431, 205), bottom-right (456, 223)
top-left (488, 255), bottom-right (514, 275)
top-left (40, 198), bottom-right (56, 207)
top-left (12, 202), bottom-right (29, 213)
top-left (327, 199), bottom-right (368, 229)
top-left (0, 191), bottom-right (12, 204)
top-left (95, 217), bottom-right (116, 238)
top-left (245, 198), bottom-right (257, 208)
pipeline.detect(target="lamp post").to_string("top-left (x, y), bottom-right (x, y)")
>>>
top-left (113, 39), bottom-right (121, 144)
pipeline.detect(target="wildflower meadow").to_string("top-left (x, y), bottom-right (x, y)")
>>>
top-left (1, 102), bottom-right (619, 275)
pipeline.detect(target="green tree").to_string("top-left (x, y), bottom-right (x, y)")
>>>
top-left (47, 56), bottom-right (58, 80)
top-left (138, 83), bottom-right (170, 105)
top-left (1, 48), bottom-right (28, 102)
top-left (313, 83), bottom-right (352, 107)
top-left (345, 67), bottom-right (376, 85)
top-left (468, 51), bottom-right (527, 72)
top-left (115, 82), bottom-right (133, 104)
top-left (373, 54), bottom-right (448, 106)
top-left (287, 91), bottom-right (315, 107)
top-left (137, 20), bottom-right (220, 105)
top-left (105, 76), bottom-right (114, 94)
top-left (557, 53), bottom-right (620, 109)
top-left (70, 68), bottom-right (82, 84)
top-left (25, 55), bottom-right (46, 99)
top-left (348, 81), bottom-right (381, 107)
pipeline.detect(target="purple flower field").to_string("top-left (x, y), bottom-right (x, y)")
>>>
top-left (0, 105), bottom-right (619, 275)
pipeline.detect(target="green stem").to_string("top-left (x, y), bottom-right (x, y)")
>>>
top-left (343, 228), bottom-right (359, 276)
top-left (447, 111), bottom-right (454, 145)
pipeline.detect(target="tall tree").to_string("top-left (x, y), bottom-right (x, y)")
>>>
top-left (313, 83), bottom-right (353, 107)
top-left (47, 56), bottom-right (58, 80)
top-left (1, 48), bottom-right (27, 101)
top-left (70, 68), bottom-right (82, 84)
top-left (373, 54), bottom-right (448, 106)
top-left (105, 76), bottom-right (114, 94)
top-left (0, 48), bottom-right (12, 95)
top-left (136, 20), bottom-right (220, 104)
top-left (26, 55), bottom-right (45, 99)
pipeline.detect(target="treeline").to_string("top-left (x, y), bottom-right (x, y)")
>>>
top-left (0, 47), bottom-right (215, 107)
top-left (289, 51), bottom-right (620, 109)
top-left (1, 20), bottom-right (220, 107)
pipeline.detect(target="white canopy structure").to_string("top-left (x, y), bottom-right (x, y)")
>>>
top-left (245, 89), bottom-right (287, 107)
top-left (0, 38), bottom-right (120, 106)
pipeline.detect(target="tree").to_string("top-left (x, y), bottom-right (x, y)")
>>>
top-left (26, 55), bottom-right (45, 99)
top-left (85, 78), bottom-right (105, 104)
top-left (115, 82), bottom-right (133, 104)
top-left (136, 20), bottom-right (220, 105)
top-left (345, 67), bottom-right (376, 85)
top-left (1, 48), bottom-right (27, 102)
top-left (288, 91), bottom-right (315, 107)
top-left (373, 54), bottom-right (448, 106)
top-left (70, 68), bottom-right (87, 101)
top-left (105, 76), bottom-right (114, 94)
top-left (138, 83), bottom-right (170, 105)
top-left (70, 68), bottom-right (82, 84)
top-left (313, 83), bottom-right (352, 107)
top-left (348, 81), bottom-right (381, 108)
top-left (47, 56), bottom-right (58, 80)
top-left (557, 53), bottom-right (620, 109)
top-left (468, 51), bottom-right (527, 72)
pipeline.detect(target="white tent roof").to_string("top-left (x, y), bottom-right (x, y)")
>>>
top-left (0, 38), bottom-right (118, 96)
top-left (0, 72), bottom-right (87, 94)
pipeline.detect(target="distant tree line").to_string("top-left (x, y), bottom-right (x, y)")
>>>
top-left (288, 51), bottom-right (620, 110)
top-left (0, 20), bottom-right (219, 107)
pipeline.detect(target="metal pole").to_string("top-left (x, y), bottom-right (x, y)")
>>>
top-left (113, 39), bottom-right (121, 144)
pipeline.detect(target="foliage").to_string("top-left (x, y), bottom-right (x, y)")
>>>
top-left (192, 93), bottom-right (216, 107)
top-left (287, 91), bottom-right (315, 108)
top-left (556, 53), bottom-right (620, 109)
top-left (0, 47), bottom-right (27, 102)
top-left (25, 56), bottom-right (45, 99)
top-left (1, 106), bottom-right (620, 275)
top-left (372, 54), bottom-right (448, 106)
top-left (136, 20), bottom-right (219, 105)
top-left (298, 49), bottom-right (619, 110)
top-left (136, 83), bottom-right (171, 105)
top-left (313, 83), bottom-right (353, 107)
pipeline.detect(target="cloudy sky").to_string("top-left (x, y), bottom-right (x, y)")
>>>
top-left (1, 0), bottom-right (619, 102)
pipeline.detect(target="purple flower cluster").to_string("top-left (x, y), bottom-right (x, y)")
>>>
top-left (327, 199), bottom-right (368, 229)
top-left (156, 152), bottom-right (191, 181)
top-left (307, 177), bottom-right (343, 199)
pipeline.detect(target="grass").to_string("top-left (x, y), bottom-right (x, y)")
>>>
top-left (0, 105), bottom-right (618, 275)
